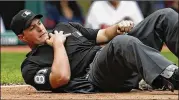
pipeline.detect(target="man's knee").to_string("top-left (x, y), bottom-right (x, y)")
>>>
top-left (111, 35), bottom-right (142, 56)
top-left (158, 8), bottom-right (176, 16)
top-left (112, 35), bottom-right (140, 47)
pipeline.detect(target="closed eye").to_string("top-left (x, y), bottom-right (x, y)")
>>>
top-left (38, 21), bottom-right (41, 25)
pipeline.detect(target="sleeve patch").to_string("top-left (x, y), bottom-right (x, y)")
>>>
top-left (37, 68), bottom-right (48, 74)
top-left (34, 68), bottom-right (48, 84)
top-left (34, 74), bottom-right (45, 84)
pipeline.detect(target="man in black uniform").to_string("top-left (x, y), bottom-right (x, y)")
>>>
top-left (10, 8), bottom-right (178, 93)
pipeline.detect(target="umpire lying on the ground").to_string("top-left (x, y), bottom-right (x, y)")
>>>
top-left (10, 8), bottom-right (178, 93)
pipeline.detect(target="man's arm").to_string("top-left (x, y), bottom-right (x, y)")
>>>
top-left (96, 20), bottom-right (134, 44)
top-left (46, 31), bottom-right (71, 88)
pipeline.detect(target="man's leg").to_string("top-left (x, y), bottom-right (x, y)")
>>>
top-left (88, 35), bottom-right (174, 92)
top-left (128, 8), bottom-right (178, 57)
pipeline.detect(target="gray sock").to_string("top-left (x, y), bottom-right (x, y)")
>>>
top-left (160, 65), bottom-right (178, 78)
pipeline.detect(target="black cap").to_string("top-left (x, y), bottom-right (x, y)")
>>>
top-left (10, 9), bottom-right (43, 35)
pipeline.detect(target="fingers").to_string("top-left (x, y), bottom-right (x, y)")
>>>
top-left (117, 29), bottom-right (125, 34)
top-left (45, 37), bottom-right (53, 46)
top-left (46, 33), bottom-right (54, 46)
top-left (64, 33), bottom-right (72, 37)
top-left (119, 20), bottom-right (129, 32)
top-left (48, 33), bottom-right (53, 38)
top-left (59, 31), bottom-right (64, 35)
top-left (129, 20), bottom-right (134, 28)
top-left (118, 20), bottom-right (134, 33)
top-left (54, 30), bottom-right (63, 35)
top-left (47, 30), bottom-right (69, 46)
top-left (46, 38), bottom-right (50, 44)
top-left (54, 30), bottom-right (71, 37)
top-left (127, 20), bottom-right (134, 31)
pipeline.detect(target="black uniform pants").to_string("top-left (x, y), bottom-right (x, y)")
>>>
top-left (88, 8), bottom-right (178, 92)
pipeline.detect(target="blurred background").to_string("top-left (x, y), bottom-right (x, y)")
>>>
top-left (0, 0), bottom-right (178, 45)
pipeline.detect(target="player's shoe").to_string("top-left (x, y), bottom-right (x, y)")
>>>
top-left (161, 68), bottom-right (179, 92)
top-left (152, 69), bottom-right (179, 92)
top-left (169, 68), bottom-right (179, 90)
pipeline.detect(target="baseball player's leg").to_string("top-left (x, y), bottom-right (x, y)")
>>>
top-left (88, 35), bottom-right (141, 92)
top-left (88, 35), bottom-right (174, 92)
top-left (128, 8), bottom-right (178, 57)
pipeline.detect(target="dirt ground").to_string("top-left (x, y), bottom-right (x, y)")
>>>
top-left (1, 45), bottom-right (31, 52)
top-left (1, 45), bottom-right (178, 100)
top-left (1, 85), bottom-right (179, 100)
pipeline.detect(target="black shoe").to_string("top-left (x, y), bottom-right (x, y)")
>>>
top-left (152, 76), bottom-right (175, 92)
top-left (152, 69), bottom-right (179, 92)
top-left (162, 78), bottom-right (174, 92)
top-left (169, 68), bottom-right (179, 90)
top-left (160, 68), bottom-right (179, 92)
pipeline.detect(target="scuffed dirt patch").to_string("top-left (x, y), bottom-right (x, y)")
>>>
top-left (1, 85), bottom-right (178, 100)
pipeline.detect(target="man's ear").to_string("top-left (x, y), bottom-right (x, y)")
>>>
top-left (17, 34), bottom-right (27, 42)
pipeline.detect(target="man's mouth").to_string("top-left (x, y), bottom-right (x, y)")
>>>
top-left (39, 33), bottom-right (46, 38)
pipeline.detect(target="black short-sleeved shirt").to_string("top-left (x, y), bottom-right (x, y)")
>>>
top-left (21, 22), bottom-right (101, 93)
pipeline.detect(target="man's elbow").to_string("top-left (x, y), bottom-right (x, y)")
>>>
top-left (59, 75), bottom-right (70, 84)
top-left (56, 74), bottom-right (70, 85)
top-left (50, 73), bottom-right (71, 88)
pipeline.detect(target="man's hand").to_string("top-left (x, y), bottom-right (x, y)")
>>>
top-left (46, 30), bottom-right (71, 47)
top-left (117, 20), bottom-right (134, 34)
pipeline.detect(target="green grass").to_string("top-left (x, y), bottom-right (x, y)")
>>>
top-left (1, 52), bottom-right (27, 84)
top-left (1, 51), bottom-right (178, 84)
top-left (161, 52), bottom-right (178, 65)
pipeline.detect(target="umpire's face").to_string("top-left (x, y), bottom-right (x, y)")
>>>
top-left (18, 18), bottom-right (49, 46)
